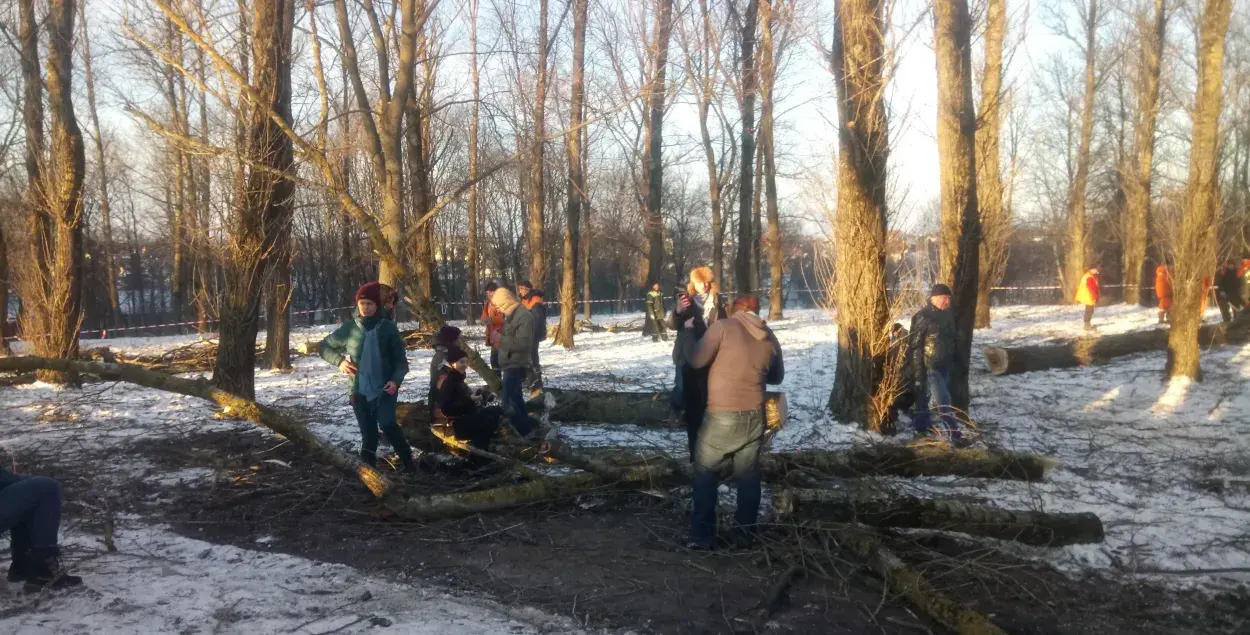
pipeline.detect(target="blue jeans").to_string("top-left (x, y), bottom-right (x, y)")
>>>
top-left (689, 410), bottom-right (765, 548)
top-left (352, 392), bottom-right (413, 466)
top-left (912, 369), bottom-right (959, 441)
top-left (0, 474), bottom-right (63, 558)
top-left (501, 368), bottom-right (533, 436)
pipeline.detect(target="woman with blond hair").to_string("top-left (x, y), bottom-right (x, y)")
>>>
top-left (491, 287), bottom-right (536, 438)
top-left (667, 266), bottom-right (726, 459)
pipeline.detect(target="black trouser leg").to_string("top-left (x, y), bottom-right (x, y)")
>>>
top-left (1083, 304), bottom-right (1095, 328)
top-left (681, 365), bottom-right (709, 461)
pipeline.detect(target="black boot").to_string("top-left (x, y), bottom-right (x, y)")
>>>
top-left (8, 532), bottom-right (31, 582)
top-left (360, 451), bottom-right (378, 467)
top-left (7, 553), bottom-right (29, 583)
top-left (23, 548), bottom-right (82, 592)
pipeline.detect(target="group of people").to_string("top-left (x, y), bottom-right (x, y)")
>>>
top-left (1077, 259), bottom-right (1250, 331)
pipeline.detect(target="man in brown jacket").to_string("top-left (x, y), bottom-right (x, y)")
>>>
top-left (685, 294), bottom-right (784, 550)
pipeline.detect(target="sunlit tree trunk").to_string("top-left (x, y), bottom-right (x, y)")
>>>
top-left (641, 0), bottom-right (674, 289)
top-left (760, 0), bottom-right (784, 320)
top-left (528, 0), bottom-right (550, 288)
top-left (1123, 0), bottom-right (1168, 307)
top-left (79, 0), bottom-right (121, 327)
top-left (1064, 0), bottom-right (1099, 304)
top-left (555, 0), bottom-right (588, 349)
top-left (467, 0), bottom-right (480, 325)
top-left (934, 0), bottom-right (981, 412)
top-left (1167, 0), bottom-right (1232, 380)
top-left (735, 0), bottom-right (760, 294)
top-left (973, 0), bottom-right (1006, 329)
top-left (829, 0), bottom-right (890, 430)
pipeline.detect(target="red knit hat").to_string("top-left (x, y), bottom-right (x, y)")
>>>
top-left (355, 282), bottom-right (383, 306)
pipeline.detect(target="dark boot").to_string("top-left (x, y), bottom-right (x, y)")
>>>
top-left (7, 553), bottom-right (29, 583)
top-left (8, 532), bottom-right (31, 582)
top-left (23, 548), bottom-right (82, 592)
top-left (359, 451), bottom-right (378, 467)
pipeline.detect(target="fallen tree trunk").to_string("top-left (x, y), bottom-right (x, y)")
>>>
top-left (985, 316), bottom-right (1250, 376)
top-left (763, 446), bottom-right (1059, 482)
top-left (835, 525), bottom-right (1008, 635)
top-left (0, 356), bottom-right (398, 499)
top-left (533, 389), bottom-right (786, 428)
top-left (776, 489), bottom-right (1103, 546)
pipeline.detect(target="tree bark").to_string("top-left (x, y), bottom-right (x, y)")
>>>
top-left (467, 0), bottom-right (481, 325)
top-left (1065, 0), bottom-right (1098, 304)
top-left (528, 0), bottom-right (549, 289)
top-left (933, 0), bottom-right (981, 412)
top-left (212, 0), bottom-right (295, 399)
top-left (973, 0), bottom-right (1007, 329)
top-left (79, 0), bottom-right (121, 328)
top-left (641, 0), bottom-right (675, 290)
top-left (735, 0), bottom-right (761, 294)
top-left (554, 0), bottom-right (588, 349)
top-left (1168, 0), bottom-right (1233, 380)
top-left (263, 232), bottom-right (292, 370)
top-left (689, 0), bottom-right (727, 286)
top-left (776, 489), bottom-right (1104, 546)
top-left (763, 446), bottom-right (1058, 482)
top-left (829, 0), bottom-right (890, 430)
top-left (1122, 0), bottom-right (1168, 307)
top-left (760, 0), bottom-right (783, 320)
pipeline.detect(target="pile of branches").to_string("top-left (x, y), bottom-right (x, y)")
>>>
top-left (0, 355), bottom-right (1100, 635)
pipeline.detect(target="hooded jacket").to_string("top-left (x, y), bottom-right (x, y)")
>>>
top-left (907, 302), bottom-right (956, 380)
top-left (689, 311), bottom-right (784, 413)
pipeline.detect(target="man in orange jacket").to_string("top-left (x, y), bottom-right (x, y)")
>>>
top-left (1075, 267), bottom-right (1100, 331)
top-left (1155, 264), bottom-right (1173, 324)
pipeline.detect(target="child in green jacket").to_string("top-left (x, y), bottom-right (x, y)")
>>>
top-left (319, 282), bottom-right (417, 471)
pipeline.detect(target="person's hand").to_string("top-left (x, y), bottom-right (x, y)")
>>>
top-left (677, 294), bottom-right (692, 312)
top-left (339, 360), bottom-right (357, 376)
top-left (383, 381), bottom-right (399, 396)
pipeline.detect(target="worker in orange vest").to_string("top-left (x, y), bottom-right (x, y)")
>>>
top-left (480, 281), bottom-right (506, 370)
top-left (1154, 264), bottom-right (1173, 325)
top-left (1075, 267), bottom-right (1100, 331)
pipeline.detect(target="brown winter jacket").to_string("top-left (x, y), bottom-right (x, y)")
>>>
top-left (689, 311), bottom-right (784, 413)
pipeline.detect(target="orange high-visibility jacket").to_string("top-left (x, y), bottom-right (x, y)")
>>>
top-left (1075, 272), bottom-right (1099, 306)
top-left (1155, 265), bottom-right (1173, 310)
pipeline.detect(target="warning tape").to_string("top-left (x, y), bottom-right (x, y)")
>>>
top-left (75, 306), bottom-right (355, 339)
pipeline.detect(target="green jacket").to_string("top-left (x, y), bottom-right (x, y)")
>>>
top-left (645, 290), bottom-right (665, 319)
top-left (318, 316), bottom-right (409, 395)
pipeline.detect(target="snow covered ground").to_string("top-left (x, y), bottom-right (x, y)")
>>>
top-left (1, 302), bottom-right (1248, 631)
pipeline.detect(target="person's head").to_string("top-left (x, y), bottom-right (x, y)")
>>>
top-left (434, 325), bottom-right (462, 350)
top-left (929, 284), bottom-right (953, 311)
top-left (891, 322), bottom-right (905, 336)
top-left (355, 282), bottom-right (383, 317)
top-left (732, 294), bottom-right (761, 315)
top-left (1088, 266), bottom-right (1100, 276)
top-left (651, 281), bottom-right (660, 291)
top-left (484, 281), bottom-right (500, 296)
top-left (517, 280), bottom-right (533, 297)
top-left (686, 266), bottom-right (717, 296)
top-left (445, 346), bottom-right (469, 372)
top-left (490, 287), bottom-right (521, 314)
top-left (1226, 258), bottom-right (1237, 269)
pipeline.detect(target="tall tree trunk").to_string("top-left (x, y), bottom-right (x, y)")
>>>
top-left (20, 0), bottom-right (48, 275)
top-left (467, 0), bottom-right (480, 325)
top-left (582, 120), bottom-right (592, 323)
top-left (194, 5), bottom-right (214, 332)
top-left (79, 0), bottom-right (121, 328)
top-left (32, 0), bottom-right (87, 383)
top-left (760, 0), bottom-right (784, 320)
top-left (1167, 0), bottom-right (1232, 380)
top-left (751, 136), bottom-right (763, 292)
top-left (1065, 0), bottom-right (1098, 304)
top-left (264, 233), bottom-right (292, 370)
top-left (735, 0), bottom-right (761, 294)
top-left (1123, 0), bottom-right (1167, 307)
top-left (933, 0), bottom-right (981, 412)
top-left (692, 0), bottom-right (726, 286)
top-left (641, 0), bottom-right (675, 289)
top-left (212, 0), bottom-right (295, 399)
top-left (829, 0), bottom-right (890, 430)
top-left (555, 0), bottom-right (587, 349)
top-left (528, 0), bottom-right (550, 288)
top-left (973, 0), bottom-right (1006, 329)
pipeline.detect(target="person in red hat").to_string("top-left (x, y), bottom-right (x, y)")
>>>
top-left (318, 282), bottom-right (417, 472)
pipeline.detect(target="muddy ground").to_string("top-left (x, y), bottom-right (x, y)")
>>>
top-left (24, 428), bottom-right (1250, 635)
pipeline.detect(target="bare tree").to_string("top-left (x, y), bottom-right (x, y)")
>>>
top-left (210, 0), bottom-right (295, 398)
top-left (1122, 0), bottom-right (1168, 306)
top-left (760, 0), bottom-right (783, 319)
top-left (934, 0), bottom-right (981, 411)
top-left (467, 0), bottom-right (481, 324)
top-left (1166, 0), bottom-right (1233, 380)
top-left (1063, 0), bottom-right (1102, 301)
top-left (734, 0), bottom-right (760, 294)
top-left (555, 0), bottom-right (588, 348)
top-left (529, 0), bottom-right (550, 288)
top-left (78, 0), bottom-right (121, 327)
top-left (828, 0), bottom-right (890, 430)
top-left (640, 0), bottom-right (674, 289)
top-left (973, 0), bottom-right (1007, 329)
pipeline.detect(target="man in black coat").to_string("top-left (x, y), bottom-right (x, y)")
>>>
top-left (1215, 259), bottom-right (1242, 324)
top-left (906, 284), bottom-right (961, 442)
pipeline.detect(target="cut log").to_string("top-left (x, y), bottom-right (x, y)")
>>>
top-left (522, 388), bottom-right (787, 429)
top-left (763, 446), bottom-right (1059, 482)
top-left (0, 356), bottom-right (398, 499)
top-left (835, 525), bottom-right (1008, 635)
top-left (776, 489), bottom-right (1104, 546)
top-left (985, 316), bottom-right (1250, 375)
